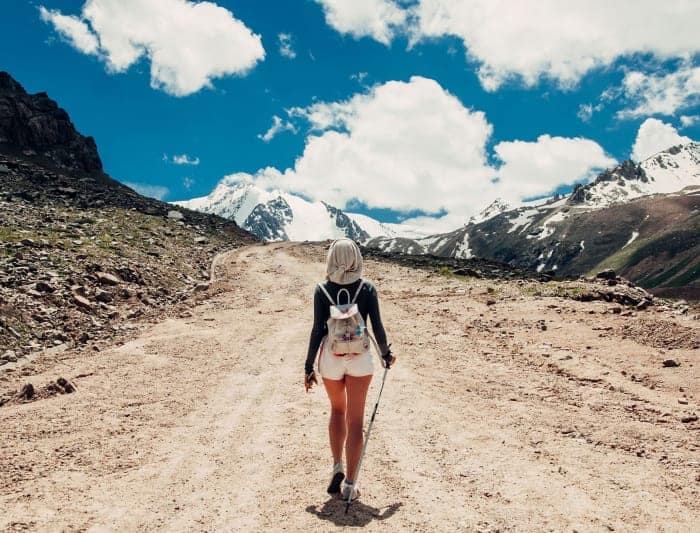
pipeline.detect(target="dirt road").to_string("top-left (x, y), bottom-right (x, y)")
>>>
top-left (1, 243), bottom-right (698, 532)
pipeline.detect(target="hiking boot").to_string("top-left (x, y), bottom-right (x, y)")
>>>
top-left (327, 462), bottom-right (344, 494)
top-left (340, 479), bottom-right (360, 501)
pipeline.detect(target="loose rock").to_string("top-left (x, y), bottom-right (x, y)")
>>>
top-left (96, 272), bottom-right (120, 286)
top-left (16, 383), bottom-right (35, 401)
top-left (596, 269), bottom-right (617, 280)
top-left (73, 294), bottom-right (94, 312)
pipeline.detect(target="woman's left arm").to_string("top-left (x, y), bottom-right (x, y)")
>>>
top-left (305, 287), bottom-right (327, 376)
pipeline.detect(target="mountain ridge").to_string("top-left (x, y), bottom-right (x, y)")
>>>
top-left (365, 143), bottom-right (700, 297)
top-left (0, 71), bottom-right (102, 173)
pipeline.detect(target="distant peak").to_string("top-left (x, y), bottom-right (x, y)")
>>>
top-left (468, 197), bottom-right (511, 224)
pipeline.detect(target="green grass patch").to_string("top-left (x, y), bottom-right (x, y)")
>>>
top-left (665, 261), bottom-right (700, 287)
top-left (628, 229), bottom-right (699, 265)
top-left (548, 285), bottom-right (588, 298)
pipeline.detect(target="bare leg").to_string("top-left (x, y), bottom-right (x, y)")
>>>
top-left (344, 374), bottom-right (372, 482)
top-left (323, 377), bottom-right (347, 464)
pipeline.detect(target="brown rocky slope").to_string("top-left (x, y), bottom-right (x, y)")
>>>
top-left (0, 73), bottom-right (256, 371)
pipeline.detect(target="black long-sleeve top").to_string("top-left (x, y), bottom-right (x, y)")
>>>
top-left (305, 278), bottom-right (389, 374)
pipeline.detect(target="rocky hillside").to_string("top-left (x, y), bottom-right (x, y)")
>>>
top-left (0, 72), bottom-right (102, 173)
top-left (0, 73), bottom-right (255, 368)
top-left (366, 144), bottom-right (700, 299)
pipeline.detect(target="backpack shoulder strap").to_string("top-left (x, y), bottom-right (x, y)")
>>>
top-left (351, 279), bottom-right (365, 304)
top-left (318, 283), bottom-right (335, 306)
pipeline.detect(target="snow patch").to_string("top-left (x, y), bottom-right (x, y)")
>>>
top-left (537, 210), bottom-right (568, 240)
top-left (622, 231), bottom-right (640, 249)
top-left (454, 232), bottom-right (473, 259)
top-left (507, 208), bottom-right (539, 233)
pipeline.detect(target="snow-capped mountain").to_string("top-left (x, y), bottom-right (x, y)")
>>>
top-left (468, 197), bottom-right (511, 225)
top-left (364, 142), bottom-right (700, 295)
top-left (567, 142), bottom-right (699, 208)
top-left (174, 177), bottom-right (382, 242)
top-left (175, 143), bottom-right (699, 294)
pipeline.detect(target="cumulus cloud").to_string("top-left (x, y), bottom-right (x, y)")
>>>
top-left (125, 182), bottom-right (170, 200)
top-left (278, 33), bottom-right (296, 59)
top-left (493, 135), bottom-right (615, 199)
top-left (616, 65), bottom-right (700, 119)
top-left (412, 1), bottom-right (700, 91)
top-left (231, 77), bottom-right (614, 224)
top-left (257, 116), bottom-right (298, 143)
top-left (257, 76), bottom-right (494, 214)
top-left (183, 177), bottom-right (195, 190)
top-left (39, 7), bottom-right (99, 55)
top-left (314, 1), bottom-right (700, 91)
top-left (39, 0), bottom-right (265, 96)
top-left (314, 0), bottom-right (407, 45)
top-left (631, 118), bottom-right (692, 161)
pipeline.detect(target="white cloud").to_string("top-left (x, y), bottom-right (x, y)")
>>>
top-left (577, 104), bottom-right (595, 123)
top-left (616, 65), bottom-right (700, 119)
top-left (631, 118), bottom-right (692, 161)
top-left (392, 212), bottom-right (469, 235)
top-left (257, 115), bottom-right (298, 143)
top-left (350, 72), bottom-right (369, 86)
top-left (39, 0), bottom-right (265, 96)
top-left (39, 7), bottom-right (99, 55)
top-left (406, 1), bottom-right (700, 91)
top-left (258, 77), bottom-right (494, 214)
top-left (278, 33), bottom-right (296, 59)
top-left (680, 115), bottom-right (700, 127)
top-left (316, 2), bottom-right (700, 96)
top-left (493, 135), bottom-right (615, 200)
top-left (172, 154), bottom-right (200, 166)
top-left (314, 0), bottom-right (407, 45)
top-left (183, 177), bottom-right (195, 190)
top-left (125, 182), bottom-right (170, 200)
top-left (576, 103), bottom-right (607, 123)
top-left (231, 77), bottom-right (614, 225)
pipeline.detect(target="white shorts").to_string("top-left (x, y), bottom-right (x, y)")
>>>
top-left (318, 345), bottom-right (374, 380)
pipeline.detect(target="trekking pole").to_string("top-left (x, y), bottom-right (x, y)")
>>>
top-left (345, 359), bottom-right (390, 514)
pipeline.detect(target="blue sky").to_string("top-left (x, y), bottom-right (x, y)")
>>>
top-left (1, 1), bottom-right (698, 228)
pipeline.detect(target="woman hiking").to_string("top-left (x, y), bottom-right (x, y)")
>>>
top-left (305, 238), bottom-right (395, 502)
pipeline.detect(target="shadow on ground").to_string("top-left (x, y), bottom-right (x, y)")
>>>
top-left (306, 498), bottom-right (402, 527)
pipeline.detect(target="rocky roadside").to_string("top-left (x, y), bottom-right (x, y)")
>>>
top-left (0, 154), bottom-right (256, 387)
top-left (360, 245), bottom-right (555, 281)
top-left (362, 245), bottom-right (698, 312)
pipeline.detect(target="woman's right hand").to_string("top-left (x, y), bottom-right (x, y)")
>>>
top-left (305, 371), bottom-right (318, 392)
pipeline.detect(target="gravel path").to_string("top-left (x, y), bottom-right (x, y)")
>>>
top-left (1, 243), bottom-right (698, 532)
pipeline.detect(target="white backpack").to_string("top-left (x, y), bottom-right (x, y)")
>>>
top-left (318, 281), bottom-right (370, 356)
